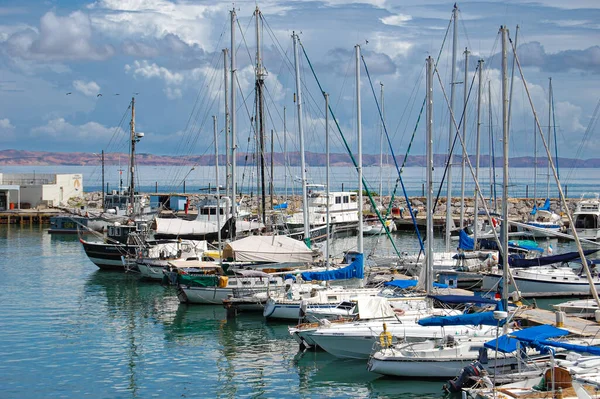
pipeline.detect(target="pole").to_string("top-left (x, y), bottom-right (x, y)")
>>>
top-left (501, 26), bottom-right (509, 320)
top-left (460, 47), bottom-right (469, 230)
top-left (129, 97), bottom-right (136, 215)
top-left (270, 128), bottom-right (274, 211)
top-left (284, 107), bottom-right (288, 201)
top-left (445, 4), bottom-right (458, 251)
top-left (101, 149), bottom-right (105, 210)
top-left (213, 115), bottom-right (222, 267)
top-left (230, 9), bottom-right (237, 220)
top-left (293, 33), bottom-right (310, 246)
top-left (325, 92), bottom-right (330, 269)
top-left (223, 48), bottom-right (231, 206)
top-left (547, 77), bottom-right (552, 199)
top-left (474, 59), bottom-right (484, 248)
top-left (255, 6), bottom-right (266, 225)
top-left (356, 44), bottom-right (363, 255)
top-left (426, 56), bottom-right (434, 298)
top-left (379, 82), bottom-right (384, 207)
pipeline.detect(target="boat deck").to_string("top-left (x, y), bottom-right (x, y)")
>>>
top-left (516, 306), bottom-right (600, 337)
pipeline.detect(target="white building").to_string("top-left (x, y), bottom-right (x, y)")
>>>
top-left (0, 173), bottom-right (83, 210)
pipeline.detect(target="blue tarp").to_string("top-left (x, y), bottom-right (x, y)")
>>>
top-left (529, 339), bottom-right (600, 356)
top-left (509, 249), bottom-right (598, 268)
top-left (418, 311), bottom-right (501, 327)
top-left (531, 198), bottom-right (551, 215)
top-left (430, 295), bottom-right (499, 305)
top-left (434, 282), bottom-right (449, 288)
top-left (301, 253), bottom-right (364, 281)
top-left (458, 230), bottom-right (475, 251)
top-left (484, 324), bottom-right (569, 353)
top-left (273, 202), bottom-right (288, 210)
top-left (384, 279), bottom-right (418, 289)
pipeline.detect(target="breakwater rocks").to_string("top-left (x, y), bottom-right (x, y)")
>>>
top-left (73, 192), bottom-right (578, 222)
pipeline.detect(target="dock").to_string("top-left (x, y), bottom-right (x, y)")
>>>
top-left (0, 209), bottom-right (62, 225)
top-left (516, 307), bottom-right (600, 337)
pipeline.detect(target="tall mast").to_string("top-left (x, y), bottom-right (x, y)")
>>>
top-left (325, 92), bottom-right (330, 269)
top-left (534, 117), bottom-right (537, 202)
top-left (293, 32), bottom-right (310, 246)
top-left (213, 115), bottom-right (222, 267)
top-left (255, 6), bottom-right (266, 226)
top-left (474, 59), bottom-right (484, 247)
top-left (223, 48), bottom-right (230, 207)
top-left (379, 82), bottom-right (384, 207)
top-left (460, 47), bottom-right (469, 230)
top-left (270, 128), bottom-right (274, 211)
top-left (356, 44), bottom-right (364, 255)
top-left (547, 77), bottom-right (552, 199)
top-left (284, 106), bottom-right (288, 200)
top-left (426, 56), bottom-right (434, 297)
top-left (500, 26), bottom-right (509, 315)
top-left (488, 82), bottom-right (496, 212)
top-left (101, 149), bottom-right (105, 210)
top-left (445, 4), bottom-right (458, 251)
top-left (129, 96), bottom-right (136, 215)
top-left (230, 9), bottom-right (237, 220)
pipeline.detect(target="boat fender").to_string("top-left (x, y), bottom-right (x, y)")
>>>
top-left (393, 308), bottom-right (405, 316)
top-left (218, 276), bottom-right (229, 288)
top-left (379, 323), bottom-right (393, 348)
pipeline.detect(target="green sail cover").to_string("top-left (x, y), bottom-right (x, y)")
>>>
top-left (177, 274), bottom-right (219, 287)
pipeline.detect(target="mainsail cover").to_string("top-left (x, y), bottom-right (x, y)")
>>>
top-left (509, 249), bottom-right (598, 268)
top-left (418, 311), bottom-right (500, 327)
top-left (484, 324), bottom-right (569, 353)
top-left (301, 253), bottom-right (364, 281)
top-left (223, 235), bottom-right (313, 263)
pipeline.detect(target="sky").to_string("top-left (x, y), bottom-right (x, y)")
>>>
top-left (0, 0), bottom-right (599, 161)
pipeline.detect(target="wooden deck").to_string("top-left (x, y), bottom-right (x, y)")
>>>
top-left (0, 209), bottom-right (62, 225)
top-left (516, 307), bottom-right (600, 337)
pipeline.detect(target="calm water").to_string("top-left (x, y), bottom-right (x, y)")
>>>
top-left (0, 226), bottom-right (456, 399)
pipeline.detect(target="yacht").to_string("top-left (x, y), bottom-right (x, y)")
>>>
top-left (573, 193), bottom-right (600, 240)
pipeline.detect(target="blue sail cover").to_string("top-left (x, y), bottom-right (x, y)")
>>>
top-left (418, 311), bottom-right (500, 327)
top-left (509, 249), bottom-right (598, 268)
top-left (300, 253), bottom-right (364, 281)
top-left (484, 324), bottom-right (569, 353)
top-left (384, 279), bottom-right (418, 289)
top-left (530, 198), bottom-right (551, 215)
top-left (273, 202), bottom-right (288, 210)
top-left (530, 339), bottom-right (600, 356)
top-left (430, 295), bottom-right (499, 305)
top-left (458, 230), bottom-right (475, 251)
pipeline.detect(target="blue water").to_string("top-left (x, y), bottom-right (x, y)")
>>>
top-left (0, 226), bottom-right (452, 399)
top-left (2, 165), bottom-right (599, 198)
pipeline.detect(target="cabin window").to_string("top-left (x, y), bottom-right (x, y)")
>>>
top-left (551, 277), bottom-right (557, 280)
top-left (242, 281), bottom-right (251, 285)
top-left (335, 197), bottom-right (342, 204)
top-left (269, 280), bottom-right (278, 284)
top-left (343, 196), bottom-right (349, 204)
top-left (115, 227), bottom-right (121, 236)
top-left (229, 280), bottom-right (238, 285)
top-left (327, 296), bottom-right (338, 301)
top-left (255, 280), bottom-right (264, 285)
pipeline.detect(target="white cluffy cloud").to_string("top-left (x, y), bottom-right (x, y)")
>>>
top-left (0, 118), bottom-right (14, 129)
top-left (73, 80), bottom-right (101, 97)
top-left (5, 11), bottom-right (114, 61)
top-left (380, 13), bottom-right (412, 26)
top-left (31, 118), bottom-right (123, 142)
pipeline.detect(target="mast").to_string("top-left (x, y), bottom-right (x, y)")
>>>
top-left (293, 32), bottom-right (310, 246)
top-left (129, 96), bottom-right (136, 215)
top-left (379, 83), bottom-right (384, 207)
top-left (101, 149), bottom-right (105, 210)
top-left (445, 4), bottom-right (458, 251)
top-left (356, 44), bottom-right (364, 255)
top-left (230, 9), bottom-right (237, 220)
top-left (460, 47), bottom-right (469, 230)
top-left (547, 77), bottom-right (552, 199)
top-left (500, 26), bottom-right (509, 316)
top-left (284, 107), bottom-right (288, 200)
top-left (325, 92), bottom-right (330, 269)
top-left (488, 82), bottom-right (496, 212)
top-left (534, 117), bottom-right (537, 202)
top-left (270, 128), bottom-right (274, 211)
top-left (213, 115), bottom-right (222, 267)
top-left (255, 6), bottom-right (266, 226)
top-left (223, 48), bottom-right (230, 206)
top-left (474, 59), bottom-right (484, 247)
top-left (426, 56), bottom-right (434, 297)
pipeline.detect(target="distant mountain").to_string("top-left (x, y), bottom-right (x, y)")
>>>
top-left (0, 149), bottom-right (596, 168)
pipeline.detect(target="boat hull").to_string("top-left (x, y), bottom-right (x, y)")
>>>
top-left (80, 238), bottom-right (139, 271)
top-left (482, 271), bottom-right (600, 297)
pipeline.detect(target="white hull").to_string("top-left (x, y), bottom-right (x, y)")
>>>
top-left (136, 262), bottom-right (166, 280)
top-left (482, 269), bottom-right (600, 296)
top-left (368, 357), bottom-right (477, 378)
top-left (553, 299), bottom-right (599, 319)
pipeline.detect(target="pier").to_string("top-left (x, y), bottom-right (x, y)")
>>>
top-left (516, 307), bottom-right (600, 337)
top-left (0, 209), bottom-right (62, 225)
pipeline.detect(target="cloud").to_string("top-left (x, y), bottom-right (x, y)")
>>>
top-left (31, 118), bottom-right (124, 143)
top-left (0, 118), bottom-right (14, 129)
top-left (125, 60), bottom-right (184, 85)
top-left (3, 11), bottom-right (114, 62)
top-left (380, 13), bottom-right (412, 26)
top-left (73, 80), bottom-right (101, 97)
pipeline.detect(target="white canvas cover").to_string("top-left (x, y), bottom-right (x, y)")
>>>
top-left (223, 235), bottom-right (313, 263)
top-left (154, 218), bottom-right (219, 236)
top-left (355, 297), bottom-right (397, 319)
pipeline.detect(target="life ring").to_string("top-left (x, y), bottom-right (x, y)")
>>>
top-left (394, 308), bottom-right (405, 316)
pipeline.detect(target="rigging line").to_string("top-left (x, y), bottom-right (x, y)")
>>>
top-left (236, 14), bottom-right (256, 71)
top-left (361, 54), bottom-right (421, 256)
top-left (566, 98), bottom-right (600, 183)
top-left (299, 41), bottom-right (408, 257)
top-left (431, 61), bottom-right (479, 215)
top-left (261, 16), bottom-right (295, 76)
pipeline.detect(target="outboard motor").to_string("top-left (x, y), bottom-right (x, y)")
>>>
top-left (445, 361), bottom-right (485, 393)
